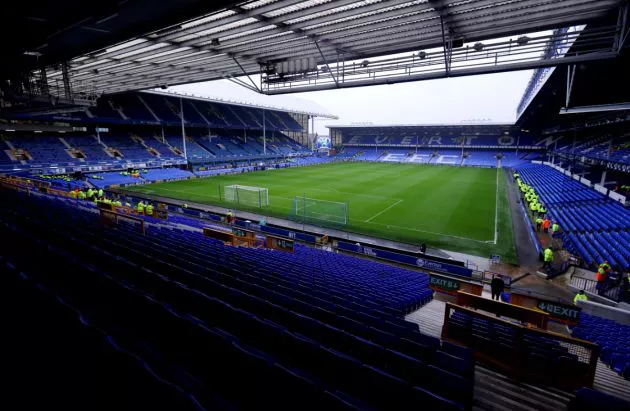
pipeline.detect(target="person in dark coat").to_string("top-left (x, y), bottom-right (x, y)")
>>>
top-left (490, 275), bottom-right (505, 301)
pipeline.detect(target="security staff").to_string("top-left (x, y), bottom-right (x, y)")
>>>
top-left (542, 246), bottom-right (554, 271)
top-left (535, 216), bottom-right (543, 231)
top-left (137, 201), bottom-right (145, 215)
top-left (551, 222), bottom-right (560, 238)
top-left (98, 188), bottom-right (104, 198)
top-left (573, 290), bottom-right (588, 305)
top-left (146, 203), bottom-right (154, 217)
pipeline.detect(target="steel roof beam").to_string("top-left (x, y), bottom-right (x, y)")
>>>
top-left (262, 50), bottom-right (618, 94)
top-left (221, 10), bottom-right (438, 56)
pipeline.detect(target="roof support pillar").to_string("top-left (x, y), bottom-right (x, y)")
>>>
top-left (232, 56), bottom-right (261, 92)
top-left (565, 64), bottom-right (576, 108)
top-left (61, 63), bottom-right (72, 101)
top-left (440, 16), bottom-right (452, 75)
top-left (314, 40), bottom-right (339, 88)
top-left (615, 2), bottom-right (629, 52)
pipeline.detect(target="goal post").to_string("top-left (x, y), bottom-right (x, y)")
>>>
top-left (224, 185), bottom-right (269, 208)
top-left (292, 196), bottom-right (348, 225)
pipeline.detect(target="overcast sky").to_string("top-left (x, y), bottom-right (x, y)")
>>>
top-left (170, 69), bottom-right (533, 134)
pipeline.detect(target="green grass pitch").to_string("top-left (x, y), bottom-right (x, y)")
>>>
top-left (126, 162), bottom-right (516, 263)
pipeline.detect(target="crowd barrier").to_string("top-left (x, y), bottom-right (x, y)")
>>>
top-left (442, 301), bottom-right (600, 390)
top-left (337, 241), bottom-right (474, 278)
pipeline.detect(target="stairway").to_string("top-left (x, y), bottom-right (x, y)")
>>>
top-left (405, 299), bottom-right (444, 338)
top-left (593, 360), bottom-right (630, 402)
top-left (474, 366), bottom-right (573, 411)
top-left (94, 135), bottom-right (115, 158)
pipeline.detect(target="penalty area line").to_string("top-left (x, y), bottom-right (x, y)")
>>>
top-left (365, 199), bottom-right (403, 223)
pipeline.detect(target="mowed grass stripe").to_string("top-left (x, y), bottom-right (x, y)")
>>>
top-left (126, 163), bottom-right (516, 262)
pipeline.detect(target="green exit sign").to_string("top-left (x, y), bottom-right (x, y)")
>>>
top-left (537, 300), bottom-right (581, 322)
top-left (430, 275), bottom-right (460, 292)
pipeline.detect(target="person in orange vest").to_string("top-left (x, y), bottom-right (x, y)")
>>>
top-left (542, 217), bottom-right (551, 233)
top-left (596, 264), bottom-right (609, 295)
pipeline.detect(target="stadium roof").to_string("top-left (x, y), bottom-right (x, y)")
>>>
top-left (327, 122), bottom-right (515, 128)
top-left (516, 13), bottom-right (630, 134)
top-left (144, 90), bottom-right (338, 118)
top-left (41, 0), bottom-right (624, 95)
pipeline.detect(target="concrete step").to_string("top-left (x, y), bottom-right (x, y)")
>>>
top-left (474, 366), bottom-right (573, 411)
top-left (593, 360), bottom-right (630, 402)
top-left (404, 299), bottom-right (444, 338)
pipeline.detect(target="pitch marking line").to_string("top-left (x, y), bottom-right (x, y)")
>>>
top-left (493, 167), bottom-right (499, 245)
top-left (365, 199), bottom-right (404, 223)
top-left (363, 220), bottom-right (492, 244)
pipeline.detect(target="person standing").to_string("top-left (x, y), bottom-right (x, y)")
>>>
top-left (137, 201), bottom-right (145, 215)
top-left (542, 246), bottom-right (554, 271)
top-left (542, 217), bottom-right (551, 233)
top-left (420, 243), bottom-right (427, 254)
top-left (490, 275), bottom-right (505, 301)
top-left (146, 203), bottom-right (154, 217)
top-left (551, 221), bottom-right (560, 238)
top-left (596, 264), bottom-right (609, 294)
top-left (535, 216), bottom-right (543, 232)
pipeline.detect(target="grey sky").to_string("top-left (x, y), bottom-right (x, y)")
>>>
top-left (170, 69), bottom-right (533, 135)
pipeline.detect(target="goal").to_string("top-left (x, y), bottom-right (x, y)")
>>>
top-left (224, 185), bottom-right (269, 208)
top-left (292, 196), bottom-right (348, 225)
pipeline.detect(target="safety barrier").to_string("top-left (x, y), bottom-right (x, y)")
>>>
top-left (99, 209), bottom-right (145, 235)
top-left (455, 291), bottom-right (549, 329)
top-left (442, 302), bottom-right (600, 390)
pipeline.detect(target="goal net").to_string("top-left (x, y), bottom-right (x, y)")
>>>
top-left (224, 185), bottom-right (269, 208)
top-left (292, 196), bottom-right (348, 225)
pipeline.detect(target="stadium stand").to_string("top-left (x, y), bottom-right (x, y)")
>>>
top-left (553, 135), bottom-right (630, 165)
top-left (515, 164), bottom-right (630, 272)
top-left (572, 314), bottom-right (630, 381)
top-left (65, 135), bottom-right (111, 163)
top-left (100, 134), bottom-right (156, 160)
top-left (87, 172), bottom-right (141, 188)
top-left (4, 135), bottom-right (72, 165)
top-left (332, 125), bottom-right (542, 167)
top-left (141, 168), bottom-right (195, 182)
top-left (0, 186), bottom-right (483, 410)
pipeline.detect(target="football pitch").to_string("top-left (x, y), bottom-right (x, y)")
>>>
top-left (127, 162), bottom-right (516, 262)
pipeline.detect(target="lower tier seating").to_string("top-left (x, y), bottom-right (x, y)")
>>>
top-left (0, 188), bottom-right (473, 410)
